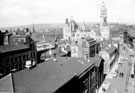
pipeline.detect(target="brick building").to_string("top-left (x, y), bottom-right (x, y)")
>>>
top-left (0, 57), bottom-right (104, 93)
top-left (31, 28), bottom-right (63, 43)
top-left (99, 44), bottom-right (119, 74)
top-left (82, 38), bottom-right (100, 58)
top-left (71, 38), bottom-right (100, 58)
top-left (9, 35), bottom-right (33, 44)
top-left (0, 43), bottom-right (37, 78)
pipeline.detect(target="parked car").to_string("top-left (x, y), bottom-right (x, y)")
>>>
top-left (98, 81), bottom-right (110, 93)
top-left (113, 70), bottom-right (119, 78)
top-left (119, 72), bottom-right (124, 77)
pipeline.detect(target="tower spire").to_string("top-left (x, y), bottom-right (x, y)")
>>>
top-left (100, 2), bottom-right (107, 26)
top-left (100, 1), bottom-right (110, 40)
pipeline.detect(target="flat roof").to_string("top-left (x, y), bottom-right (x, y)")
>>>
top-left (105, 45), bottom-right (117, 55)
top-left (0, 44), bottom-right (29, 53)
top-left (0, 74), bottom-right (14, 92)
top-left (56, 57), bottom-right (95, 76)
top-left (0, 57), bottom-right (101, 93)
top-left (11, 61), bottom-right (75, 93)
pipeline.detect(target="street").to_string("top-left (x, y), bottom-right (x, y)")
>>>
top-left (98, 44), bottom-right (135, 93)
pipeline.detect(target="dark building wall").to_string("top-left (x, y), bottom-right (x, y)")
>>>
top-left (90, 44), bottom-right (96, 57)
top-left (123, 31), bottom-right (128, 43)
top-left (110, 48), bottom-right (119, 69)
top-left (123, 31), bottom-right (134, 48)
top-left (0, 46), bottom-right (37, 78)
top-left (0, 31), bottom-right (4, 45)
top-left (55, 63), bottom-right (101, 93)
top-left (9, 37), bottom-right (26, 44)
top-left (96, 59), bottom-right (104, 89)
top-left (9, 35), bottom-right (33, 44)
top-left (55, 76), bottom-right (83, 93)
top-left (82, 40), bottom-right (98, 58)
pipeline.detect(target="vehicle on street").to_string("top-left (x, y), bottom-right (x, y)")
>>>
top-left (119, 72), bottom-right (124, 77)
top-left (113, 70), bottom-right (119, 78)
top-left (98, 81), bottom-right (110, 93)
top-left (118, 61), bottom-right (122, 66)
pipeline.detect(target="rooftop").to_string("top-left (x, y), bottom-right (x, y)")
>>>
top-left (56, 57), bottom-right (96, 76)
top-left (128, 29), bottom-right (135, 37)
top-left (0, 57), bottom-right (101, 92)
top-left (0, 44), bottom-right (29, 53)
top-left (0, 61), bottom-right (75, 93)
top-left (105, 45), bottom-right (117, 55)
top-left (10, 34), bottom-right (27, 38)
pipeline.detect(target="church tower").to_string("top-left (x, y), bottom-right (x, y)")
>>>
top-left (100, 2), bottom-right (110, 40)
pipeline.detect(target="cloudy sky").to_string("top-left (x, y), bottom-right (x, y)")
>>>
top-left (0, 0), bottom-right (135, 27)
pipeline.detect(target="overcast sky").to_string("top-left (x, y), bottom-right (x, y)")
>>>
top-left (0, 0), bottom-right (135, 27)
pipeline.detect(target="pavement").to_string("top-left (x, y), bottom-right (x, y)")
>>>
top-left (98, 44), bottom-right (135, 93)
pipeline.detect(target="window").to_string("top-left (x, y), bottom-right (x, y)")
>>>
top-left (15, 57), bottom-right (18, 62)
top-left (11, 58), bottom-right (13, 63)
top-left (19, 56), bottom-right (21, 61)
top-left (33, 52), bottom-right (35, 57)
top-left (0, 60), bottom-right (3, 66)
top-left (90, 69), bottom-right (96, 88)
top-left (23, 55), bottom-right (25, 60)
top-left (6, 58), bottom-right (9, 64)
top-left (27, 54), bottom-right (29, 60)
top-left (82, 72), bottom-right (89, 93)
top-left (24, 54), bottom-right (27, 60)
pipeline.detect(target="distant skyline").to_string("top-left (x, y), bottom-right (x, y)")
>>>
top-left (0, 0), bottom-right (135, 27)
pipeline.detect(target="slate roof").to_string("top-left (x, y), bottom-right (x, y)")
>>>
top-left (105, 45), bottom-right (116, 55)
top-left (0, 44), bottom-right (29, 53)
top-left (0, 61), bottom-right (75, 93)
top-left (10, 35), bottom-right (27, 38)
top-left (0, 74), bottom-right (14, 92)
top-left (92, 57), bottom-right (103, 67)
top-left (128, 29), bottom-right (135, 37)
top-left (56, 57), bottom-right (95, 76)
top-left (100, 39), bottom-right (112, 49)
top-left (4, 31), bottom-right (12, 36)
top-left (0, 57), bottom-right (102, 93)
top-left (86, 37), bottom-right (95, 42)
